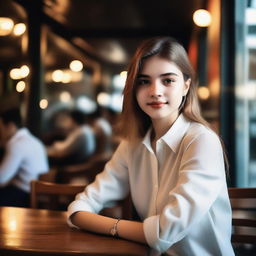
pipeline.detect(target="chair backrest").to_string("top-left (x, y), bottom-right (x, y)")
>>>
top-left (30, 180), bottom-right (85, 210)
top-left (228, 187), bottom-right (256, 246)
top-left (56, 152), bottom-right (111, 185)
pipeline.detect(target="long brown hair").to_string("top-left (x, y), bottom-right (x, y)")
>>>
top-left (119, 37), bottom-right (209, 140)
top-left (118, 37), bottom-right (229, 173)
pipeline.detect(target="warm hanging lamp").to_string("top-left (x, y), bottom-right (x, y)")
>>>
top-left (193, 9), bottom-right (212, 27)
top-left (0, 17), bottom-right (14, 36)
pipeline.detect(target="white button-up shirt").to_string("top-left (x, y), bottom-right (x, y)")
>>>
top-left (0, 128), bottom-right (49, 192)
top-left (67, 114), bottom-right (235, 256)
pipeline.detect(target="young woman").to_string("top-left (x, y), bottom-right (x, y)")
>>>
top-left (67, 37), bottom-right (235, 256)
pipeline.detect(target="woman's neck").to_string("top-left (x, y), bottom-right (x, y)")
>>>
top-left (151, 114), bottom-right (179, 141)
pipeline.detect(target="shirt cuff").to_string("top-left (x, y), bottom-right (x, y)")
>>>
top-left (67, 200), bottom-right (95, 228)
top-left (143, 215), bottom-right (171, 252)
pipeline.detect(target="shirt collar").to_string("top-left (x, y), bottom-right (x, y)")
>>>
top-left (142, 114), bottom-right (191, 153)
top-left (9, 127), bottom-right (29, 143)
top-left (142, 127), bottom-right (154, 154)
top-left (161, 114), bottom-right (191, 153)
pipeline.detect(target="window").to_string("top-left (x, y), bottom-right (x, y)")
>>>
top-left (235, 0), bottom-right (256, 186)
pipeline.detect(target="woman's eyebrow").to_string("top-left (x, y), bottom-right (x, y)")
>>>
top-left (137, 72), bottom-right (178, 78)
top-left (160, 72), bottom-right (178, 77)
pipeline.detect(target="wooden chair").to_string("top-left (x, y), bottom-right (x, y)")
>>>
top-left (228, 187), bottom-right (256, 254)
top-left (56, 152), bottom-right (112, 185)
top-left (30, 180), bottom-right (133, 219)
top-left (30, 180), bottom-right (85, 210)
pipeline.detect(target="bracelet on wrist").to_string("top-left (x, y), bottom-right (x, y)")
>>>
top-left (110, 218), bottom-right (121, 237)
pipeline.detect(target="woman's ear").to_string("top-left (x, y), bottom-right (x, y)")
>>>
top-left (183, 78), bottom-right (191, 96)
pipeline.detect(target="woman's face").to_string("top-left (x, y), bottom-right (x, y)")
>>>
top-left (136, 55), bottom-right (190, 127)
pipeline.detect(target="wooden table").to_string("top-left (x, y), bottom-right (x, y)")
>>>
top-left (0, 206), bottom-right (150, 256)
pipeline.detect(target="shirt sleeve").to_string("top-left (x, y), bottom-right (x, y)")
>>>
top-left (143, 130), bottom-right (227, 252)
top-left (67, 141), bottom-right (130, 227)
top-left (0, 141), bottom-right (24, 185)
top-left (48, 129), bottom-right (82, 158)
top-left (52, 127), bottom-right (95, 158)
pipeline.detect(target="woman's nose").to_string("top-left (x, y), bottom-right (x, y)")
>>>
top-left (150, 82), bottom-right (163, 97)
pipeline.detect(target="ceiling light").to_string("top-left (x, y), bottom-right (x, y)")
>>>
top-left (198, 86), bottom-right (210, 100)
top-left (10, 68), bottom-right (22, 80)
top-left (62, 72), bottom-right (72, 83)
top-left (193, 9), bottom-right (212, 27)
top-left (9, 65), bottom-right (30, 80)
top-left (97, 92), bottom-right (111, 107)
top-left (0, 17), bottom-right (14, 36)
top-left (39, 99), bottom-right (48, 109)
top-left (16, 81), bottom-right (26, 92)
top-left (60, 91), bottom-right (71, 102)
top-left (13, 23), bottom-right (26, 36)
top-left (52, 70), bottom-right (64, 82)
top-left (69, 60), bottom-right (83, 72)
top-left (20, 65), bottom-right (30, 78)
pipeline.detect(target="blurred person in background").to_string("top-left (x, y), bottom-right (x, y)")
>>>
top-left (0, 108), bottom-right (49, 207)
top-left (87, 106), bottom-right (113, 155)
top-left (47, 109), bottom-right (96, 166)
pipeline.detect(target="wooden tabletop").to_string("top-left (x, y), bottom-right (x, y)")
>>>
top-left (0, 206), bottom-right (150, 256)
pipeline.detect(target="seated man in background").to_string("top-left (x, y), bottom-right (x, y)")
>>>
top-left (47, 109), bottom-right (96, 166)
top-left (0, 108), bottom-right (49, 207)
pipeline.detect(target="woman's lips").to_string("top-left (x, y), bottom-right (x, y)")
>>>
top-left (147, 101), bottom-right (167, 108)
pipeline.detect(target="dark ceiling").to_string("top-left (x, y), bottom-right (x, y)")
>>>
top-left (0, 0), bottom-right (203, 73)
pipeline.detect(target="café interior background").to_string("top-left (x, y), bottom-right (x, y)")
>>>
top-left (0, 0), bottom-right (255, 187)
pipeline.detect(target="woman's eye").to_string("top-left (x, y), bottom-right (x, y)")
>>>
top-left (163, 78), bottom-right (175, 85)
top-left (137, 79), bottom-right (149, 85)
